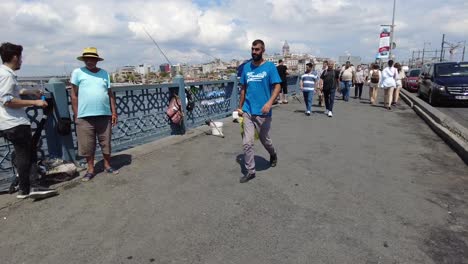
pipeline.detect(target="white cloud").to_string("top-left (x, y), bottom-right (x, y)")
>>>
top-left (71, 4), bottom-right (119, 36)
top-left (127, 1), bottom-right (201, 42)
top-left (14, 3), bottom-right (62, 31)
top-left (0, 0), bottom-right (465, 75)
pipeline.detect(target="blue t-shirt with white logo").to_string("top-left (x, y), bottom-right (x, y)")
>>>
top-left (240, 61), bottom-right (282, 116)
top-left (71, 67), bottom-right (111, 118)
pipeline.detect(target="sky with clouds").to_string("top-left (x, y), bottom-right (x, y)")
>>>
top-left (1, 0), bottom-right (467, 76)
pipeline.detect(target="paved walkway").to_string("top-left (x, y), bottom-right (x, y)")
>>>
top-left (1, 89), bottom-right (467, 264)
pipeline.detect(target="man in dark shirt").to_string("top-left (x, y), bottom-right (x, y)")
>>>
top-left (320, 60), bottom-right (340, 117)
top-left (276, 59), bottom-right (288, 104)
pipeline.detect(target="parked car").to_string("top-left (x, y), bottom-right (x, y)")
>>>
top-left (418, 62), bottom-right (468, 106)
top-left (403, 68), bottom-right (421, 92)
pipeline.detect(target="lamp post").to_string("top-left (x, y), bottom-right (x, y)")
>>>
top-left (422, 42), bottom-right (430, 65)
top-left (388, 0), bottom-right (396, 60)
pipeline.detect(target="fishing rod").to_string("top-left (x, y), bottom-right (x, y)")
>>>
top-left (140, 25), bottom-right (173, 66)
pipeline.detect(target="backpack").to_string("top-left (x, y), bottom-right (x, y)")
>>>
top-left (166, 95), bottom-right (184, 125)
top-left (370, 70), bottom-right (380, 83)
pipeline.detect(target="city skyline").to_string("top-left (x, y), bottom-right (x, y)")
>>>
top-left (1, 0), bottom-right (467, 76)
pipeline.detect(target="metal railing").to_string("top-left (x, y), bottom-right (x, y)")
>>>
top-left (0, 74), bottom-right (299, 188)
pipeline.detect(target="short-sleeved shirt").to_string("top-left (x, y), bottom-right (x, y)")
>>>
top-left (301, 71), bottom-right (319, 91)
top-left (321, 69), bottom-right (339, 91)
top-left (0, 65), bottom-right (30, 130)
top-left (276, 64), bottom-right (288, 83)
top-left (71, 67), bottom-right (111, 118)
top-left (240, 61), bottom-right (282, 116)
top-left (355, 70), bottom-right (367, 83)
top-left (340, 67), bottom-right (354, 81)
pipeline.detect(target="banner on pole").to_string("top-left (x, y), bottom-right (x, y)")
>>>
top-left (378, 26), bottom-right (391, 58)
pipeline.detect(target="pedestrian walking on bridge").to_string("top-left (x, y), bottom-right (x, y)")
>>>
top-left (237, 39), bottom-right (281, 183)
top-left (354, 65), bottom-right (367, 99)
top-left (276, 59), bottom-right (289, 104)
top-left (368, 64), bottom-right (381, 105)
top-left (380, 60), bottom-right (397, 110)
top-left (320, 61), bottom-right (340, 117)
top-left (339, 61), bottom-right (355, 101)
top-left (393, 62), bottom-right (405, 106)
top-left (300, 63), bottom-right (319, 116)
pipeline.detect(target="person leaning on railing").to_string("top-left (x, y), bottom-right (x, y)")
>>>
top-left (0, 42), bottom-right (57, 199)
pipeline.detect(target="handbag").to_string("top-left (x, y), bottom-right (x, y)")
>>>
top-left (166, 95), bottom-right (184, 125)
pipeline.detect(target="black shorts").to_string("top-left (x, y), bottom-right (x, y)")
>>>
top-left (280, 82), bottom-right (288, 94)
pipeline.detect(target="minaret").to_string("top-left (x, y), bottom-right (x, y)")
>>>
top-left (282, 41), bottom-right (290, 57)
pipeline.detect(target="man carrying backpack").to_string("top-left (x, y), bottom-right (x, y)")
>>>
top-left (368, 64), bottom-right (381, 105)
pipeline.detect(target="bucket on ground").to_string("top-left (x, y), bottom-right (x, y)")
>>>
top-left (210, 121), bottom-right (223, 136)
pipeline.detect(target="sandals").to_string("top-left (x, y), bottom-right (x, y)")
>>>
top-left (105, 167), bottom-right (119, 175)
top-left (82, 172), bottom-right (95, 182)
top-left (82, 167), bottom-right (119, 182)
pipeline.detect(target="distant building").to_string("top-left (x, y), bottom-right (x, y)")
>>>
top-left (136, 64), bottom-right (153, 75)
top-left (118, 65), bottom-right (136, 75)
top-left (159, 63), bottom-right (171, 73)
top-left (338, 56), bottom-right (362, 66)
top-left (171, 64), bottom-right (182, 76)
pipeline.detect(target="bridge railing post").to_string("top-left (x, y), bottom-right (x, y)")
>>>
top-left (45, 78), bottom-right (77, 162)
top-left (229, 73), bottom-right (239, 112)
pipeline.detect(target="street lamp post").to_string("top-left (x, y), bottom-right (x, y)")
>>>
top-left (388, 0), bottom-right (396, 60)
top-left (422, 42), bottom-right (430, 65)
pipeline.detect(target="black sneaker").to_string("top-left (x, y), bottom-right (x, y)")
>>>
top-left (28, 187), bottom-right (58, 200)
top-left (270, 153), bottom-right (278, 167)
top-left (240, 173), bottom-right (256, 183)
top-left (16, 190), bottom-right (30, 199)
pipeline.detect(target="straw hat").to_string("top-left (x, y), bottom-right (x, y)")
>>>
top-left (76, 47), bottom-right (104, 61)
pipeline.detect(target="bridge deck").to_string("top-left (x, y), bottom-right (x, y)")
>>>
top-left (1, 90), bottom-right (467, 263)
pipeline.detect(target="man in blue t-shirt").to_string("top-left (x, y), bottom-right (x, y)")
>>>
top-left (236, 39), bottom-right (282, 183)
top-left (70, 47), bottom-right (118, 182)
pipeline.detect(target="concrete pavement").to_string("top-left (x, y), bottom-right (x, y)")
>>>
top-left (0, 89), bottom-right (467, 264)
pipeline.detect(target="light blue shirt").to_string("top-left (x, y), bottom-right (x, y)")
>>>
top-left (240, 61), bottom-right (282, 116)
top-left (71, 67), bottom-right (111, 118)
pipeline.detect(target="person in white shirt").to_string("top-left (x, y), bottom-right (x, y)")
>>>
top-left (393, 62), bottom-right (405, 106)
top-left (354, 65), bottom-right (367, 99)
top-left (380, 60), bottom-right (397, 110)
top-left (367, 64), bottom-right (381, 105)
top-left (0, 42), bottom-right (57, 199)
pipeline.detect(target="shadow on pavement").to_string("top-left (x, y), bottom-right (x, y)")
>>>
top-left (236, 154), bottom-right (271, 175)
top-left (95, 154), bottom-right (133, 173)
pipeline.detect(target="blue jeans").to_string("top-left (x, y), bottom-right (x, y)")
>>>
top-left (302, 90), bottom-right (314, 112)
top-left (341, 81), bottom-right (352, 101)
top-left (324, 89), bottom-right (336, 112)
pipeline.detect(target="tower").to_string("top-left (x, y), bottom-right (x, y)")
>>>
top-left (282, 41), bottom-right (290, 57)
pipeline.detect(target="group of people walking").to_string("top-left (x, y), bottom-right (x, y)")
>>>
top-left (297, 59), bottom-right (406, 115)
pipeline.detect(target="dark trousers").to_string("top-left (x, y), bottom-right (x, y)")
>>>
top-left (323, 89), bottom-right (336, 112)
top-left (355, 83), bottom-right (364, 98)
top-left (1, 125), bottom-right (34, 192)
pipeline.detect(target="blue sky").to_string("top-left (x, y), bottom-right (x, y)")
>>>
top-left (0, 0), bottom-right (467, 75)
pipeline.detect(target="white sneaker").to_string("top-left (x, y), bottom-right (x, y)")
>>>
top-left (328, 111), bottom-right (333, 117)
top-left (324, 109), bottom-right (329, 115)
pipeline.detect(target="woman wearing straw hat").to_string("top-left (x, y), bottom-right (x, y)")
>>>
top-left (70, 47), bottom-right (118, 181)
